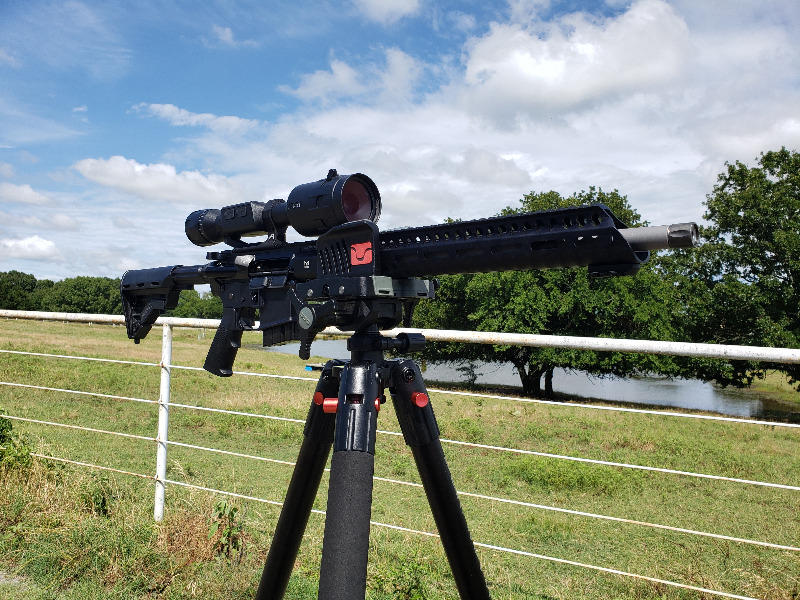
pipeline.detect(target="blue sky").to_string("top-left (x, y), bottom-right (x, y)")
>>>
top-left (1, 0), bottom-right (798, 280)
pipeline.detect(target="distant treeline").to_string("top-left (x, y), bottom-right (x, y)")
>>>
top-left (0, 271), bottom-right (222, 318)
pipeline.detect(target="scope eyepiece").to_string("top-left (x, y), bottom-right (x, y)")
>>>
top-left (185, 170), bottom-right (381, 247)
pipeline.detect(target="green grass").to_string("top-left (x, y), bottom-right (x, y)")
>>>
top-left (0, 317), bottom-right (799, 599)
top-left (749, 371), bottom-right (800, 406)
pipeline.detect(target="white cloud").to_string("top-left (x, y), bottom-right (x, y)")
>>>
top-left (706, 117), bottom-right (800, 160)
top-left (0, 162), bottom-right (14, 178)
top-left (51, 214), bottom-right (81, 231)
top-left (280, 60), bottom-right (368, 104)
top-left (379, 49), bottom-right (423, 105)
top-left (133, 103), bottom-right (259, 135)
top-left (19, 151), bottom-right (38, 164)
top-left (0, 235), bottom-right (60, 260)
top-left (352, 0), bottom-right (420, 24)
top-left (0, 1), bottom-right (130, 80)
top-left (451, 147), bottom-right (533, 187)
top-left (0, 47), bottom-right (19, 67)
top-left (213, 25), bottom-right (235, 45)
top-left (0, 98), bottom-right (80, 146)
top-left (73, 155), bottom-right (241, 205)
top-left (210, 25), bottom-right (259, 48)
top-left (111, 215), bottom-right (134, 229)
top-left (0, 210), bottom-right (80, 231)
top-left (446, 11), bottom-right (477, 33)
top-left (279, 48), bottom-right (423, 107)
top-left (0, 182), bottom-right (51, 205)
top-left (72, 105), bottom-right (88, 113)
top-left (459, 0), bottom-right (690, 123)
top-left (507, 0), bottom-right (551, 24)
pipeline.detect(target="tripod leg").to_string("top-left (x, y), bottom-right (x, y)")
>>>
top-left (389, 359), bottom-right (491, 600)
top-left (318, 361), bottom-right (380, 600)
top-left (255, 362), bottom-right (339, 600)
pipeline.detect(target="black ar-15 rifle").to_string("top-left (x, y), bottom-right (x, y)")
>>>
top-left (121, 169), bottom-right (697, 600)
top-left (121, 169), bottom-right (696, 375)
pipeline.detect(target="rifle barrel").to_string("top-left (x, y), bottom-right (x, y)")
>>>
top-left (618, 223), bottom-right (698, 251)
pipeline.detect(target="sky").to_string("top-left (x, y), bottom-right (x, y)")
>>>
top-left (0, 0), bottom-right (798, 281)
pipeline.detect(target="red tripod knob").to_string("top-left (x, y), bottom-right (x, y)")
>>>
top-left (411, 392), bottom-right (429, 408)
top-left (313, 391), bottom-right (339, 413)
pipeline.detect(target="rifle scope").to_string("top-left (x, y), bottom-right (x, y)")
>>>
top-left (185, 169), bottom-right (381, 246)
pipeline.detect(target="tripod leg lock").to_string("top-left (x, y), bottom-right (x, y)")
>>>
top-left (411, 391), bottom-right (429, 407)
top-left (303, 360), bottom-right (341, 439)
top-left (389, 359), bottom-right (440, 447)
top-left (314, 391), bottom-right (382, 414)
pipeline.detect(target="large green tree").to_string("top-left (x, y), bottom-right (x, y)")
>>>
top-left (665, 148), bottom-right (800, 387)
top-left (413, 188), bottom-right (681, 396)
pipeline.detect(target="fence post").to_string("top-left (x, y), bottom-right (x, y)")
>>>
top-left (154, 323), bottom-right (172, 521)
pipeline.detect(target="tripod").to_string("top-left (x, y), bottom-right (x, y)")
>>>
top-left (254, 326), bottom-right (490, 600)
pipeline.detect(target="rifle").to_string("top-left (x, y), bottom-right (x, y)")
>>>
top-left (121, 168), bottom-right (697, 375)
top-left (120, 169), bottom-right (697, 600)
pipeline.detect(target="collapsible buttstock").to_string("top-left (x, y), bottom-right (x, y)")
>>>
top-left (204, 323), bottom-right (243, 377)
top-left (121, 293), bottom-right (164, 342)
top-left (120, 265), bottom-right (194, 342)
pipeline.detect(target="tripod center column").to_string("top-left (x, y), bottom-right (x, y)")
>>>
top-left (318, 360), bottom-right (381, 600)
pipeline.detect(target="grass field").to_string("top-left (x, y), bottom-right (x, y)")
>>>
top-left (749, 371), bottom-right (800, 407)
top-left (1, 317), bottom-right (799, 599)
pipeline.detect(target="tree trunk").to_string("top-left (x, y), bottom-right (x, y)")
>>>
top-left (513, 359), bottom-right (544, 396)
top-left (544, 368), bottom-right (554, 398)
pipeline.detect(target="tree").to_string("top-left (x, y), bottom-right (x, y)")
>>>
top-left (38, 276), bottom-right (123, 314)
top-left (665, 148), bottom-right (800, 387)
top-left (170, 290), bottom-right (223, 319)
top-left (28, 278), bottom-right (55, 311)
top-left (0, 271), bottom-right (38, 310)
top-left (413, 188), bottom-right (681, 396)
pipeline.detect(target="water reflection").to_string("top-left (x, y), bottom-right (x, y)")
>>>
top-left (262, 339), bottom-right (798, 421)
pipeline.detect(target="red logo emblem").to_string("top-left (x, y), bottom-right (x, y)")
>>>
top-left (350, 242), bottom-right (373, 266)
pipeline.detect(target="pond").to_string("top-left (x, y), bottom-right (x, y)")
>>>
top-left (259, 339), bottom-right (800, 422)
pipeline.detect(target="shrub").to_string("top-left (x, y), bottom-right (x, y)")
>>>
top-left (0, 411), bottom-right (32, 471)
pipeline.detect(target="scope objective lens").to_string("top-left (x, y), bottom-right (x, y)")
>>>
top-left (341, 178), bottom-right (374, 221)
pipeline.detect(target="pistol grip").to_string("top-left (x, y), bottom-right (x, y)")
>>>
top-left (204, 324), bottom-right (243, 377)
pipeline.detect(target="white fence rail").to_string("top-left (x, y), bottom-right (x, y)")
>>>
top-left (3, 309), bottom-right (800, 363)
top-left (1, 309), bottom-right (798, 599)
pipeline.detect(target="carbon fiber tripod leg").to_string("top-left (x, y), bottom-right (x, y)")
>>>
top-left (255, 362), bottom-right (339, 600)
top-left (389, 359), bottom-right (491, 600)
top-left (318, 361), bottom-right (380, 600)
